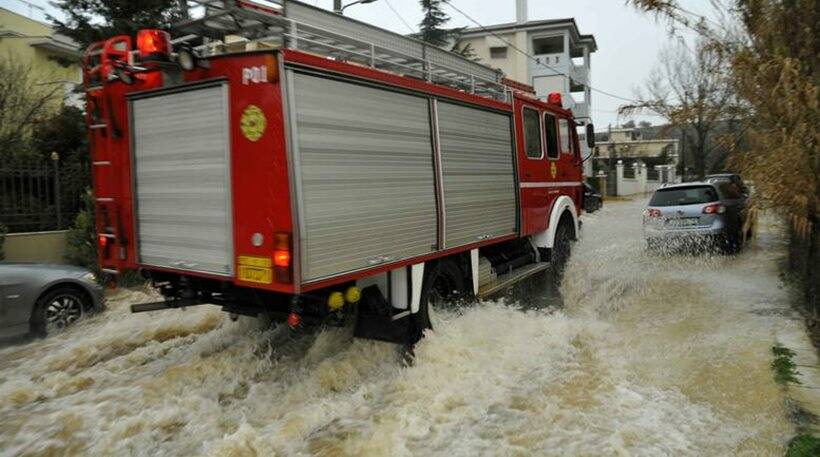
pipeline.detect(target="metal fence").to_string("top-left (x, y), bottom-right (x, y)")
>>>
top-left (623, 166), bottom-right (636, 179)
top-left (0, 156), bottom-right (90, 233)
top-left (647, 168), bottom-right (660, 181)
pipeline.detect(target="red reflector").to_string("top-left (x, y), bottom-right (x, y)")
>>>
top-left (98, 235), bottom-right (109, 247)
top-left (547, 92), bottom-right (563, 107)
top-left (136, 29), bottom-right (171, 60)
top-left (644, 208), bottom-right (662, 217)
top-left (287, 312), bottom-right (301, 328)
top-left (273, 250), bottom-right (291, 268)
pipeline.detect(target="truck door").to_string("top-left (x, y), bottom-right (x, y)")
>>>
top-left (516, 101), bottom-right (549, 235)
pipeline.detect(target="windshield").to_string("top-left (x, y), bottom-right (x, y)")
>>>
top-left (649, 186), bottom-right (719, 207)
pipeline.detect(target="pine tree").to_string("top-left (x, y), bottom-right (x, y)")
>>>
top-left (50, 0), bottom-right (184, 50)
top-left (418, 0), bottom-right (451, 47)
top-left (418, 0), bottom-right (478, 60)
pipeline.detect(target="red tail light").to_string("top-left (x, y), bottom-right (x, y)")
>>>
top-left (644, 208), bottom-right (662, 217)
top-left (274, 250), bottom-right (291, 268)
top-left (702, 204), bottom-right (726, 214)
top-left (273, 232), bottom-right (292, 283)
top-left (137, 29), bottom-right (171, 61)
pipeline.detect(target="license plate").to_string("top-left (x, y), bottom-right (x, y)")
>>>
top-left (238, 265), bottom-right (272, 284)
top-left (666, 218), bottom-right (699, 228)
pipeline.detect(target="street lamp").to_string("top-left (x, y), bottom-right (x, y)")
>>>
top-left (333, 0), bottom-right (379, 14)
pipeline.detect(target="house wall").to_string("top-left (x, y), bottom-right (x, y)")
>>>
top-left (0, 8), bottom-right (81, 110)
top-left (596, 140), bottom-right (678, 159)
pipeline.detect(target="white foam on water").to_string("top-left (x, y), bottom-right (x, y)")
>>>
top-left (0, 199), bottom-right (803, 456)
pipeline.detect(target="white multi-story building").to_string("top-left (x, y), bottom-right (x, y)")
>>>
top-left (455, 1), bottom-right (596, 119)
top-left (454, 0), bottom-right (597, 173)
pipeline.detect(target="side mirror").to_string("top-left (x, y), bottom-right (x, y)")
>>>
top-left (586, 123), bottom-right (595, 148)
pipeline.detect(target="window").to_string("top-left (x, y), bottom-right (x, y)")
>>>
top-left (544, 113), bottom-right (559, 159)
top-left (558, 118), bottom-right (571, 154)
top-left (649, 186), bottom-right (719, 207)
top-left (532, 36), bottom-right (564, 55)
top-left (490, 46), bottom-right (508, 59)
top-left (523, 108), bottom-right (543, 159)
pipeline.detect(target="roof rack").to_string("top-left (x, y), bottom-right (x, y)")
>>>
top-left (174, 0), bottom-right (512, 101)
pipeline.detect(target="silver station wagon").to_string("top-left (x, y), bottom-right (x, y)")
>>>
top-left (643, 181), bottom-right (752, 253)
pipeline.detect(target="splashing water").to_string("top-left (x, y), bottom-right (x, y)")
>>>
top-left (0, 199), bottom-right (809, 456)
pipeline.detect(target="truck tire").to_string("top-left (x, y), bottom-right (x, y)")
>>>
top-left (408, 259), bottom-right (467, 345)
top-left (551, 219), bottom-right (574, 278)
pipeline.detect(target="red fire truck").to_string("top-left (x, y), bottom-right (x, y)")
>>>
top-left (84, 0), bottom-right (595, 344)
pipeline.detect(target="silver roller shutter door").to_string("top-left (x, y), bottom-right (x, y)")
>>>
top-left (131, 84), bottom-right (233, 276)
top-left (290, 72), bottom-right (438, 282)
top-left (437, 101), bottom-right (517, 248)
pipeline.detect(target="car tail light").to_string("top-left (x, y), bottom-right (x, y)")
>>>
top-left (644, 208), bottom-right (662, 217)
top-left (273, 232), bottom-right (292, 283)
top-left (702, 204), bottom-right (726, 214)
top-left (137, 29), bottom-right (171, 61)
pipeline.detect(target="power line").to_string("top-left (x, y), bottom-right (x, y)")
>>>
top-left (441, 0), bottom-right (639, 104)
top-left (384, 0), bottom-right (415, 34)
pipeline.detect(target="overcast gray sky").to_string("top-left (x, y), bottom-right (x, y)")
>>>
top-left (3, 0), bottom-right (709, 129)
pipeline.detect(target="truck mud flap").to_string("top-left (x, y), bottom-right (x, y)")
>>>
top-left (353, 286), bottom-right (411, 344)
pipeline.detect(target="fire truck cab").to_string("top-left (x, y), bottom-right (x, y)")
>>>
top-left (84, 0), bottom-right (595, 344)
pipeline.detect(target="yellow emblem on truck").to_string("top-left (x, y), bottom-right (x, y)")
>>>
top-left (240, 105), bottom-right (266, 142)
top-left (550, 162), bottom-right (558, 179)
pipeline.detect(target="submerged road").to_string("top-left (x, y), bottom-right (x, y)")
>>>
top-left (1, 198), bottom-right (817, 456)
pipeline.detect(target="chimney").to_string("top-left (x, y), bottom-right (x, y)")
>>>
top-left (516, 0), bottom-right (528, 24)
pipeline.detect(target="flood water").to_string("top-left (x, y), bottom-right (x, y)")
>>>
top-left (0, 198), bottom-right (813, 456)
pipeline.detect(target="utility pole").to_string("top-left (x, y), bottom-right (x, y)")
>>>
top-left (680, 129), bottom-right (687, 182)
top-left (334, 0), bottom-right (378, 15)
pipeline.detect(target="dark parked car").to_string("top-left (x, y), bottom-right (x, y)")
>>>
top-left (643, 181), bottom-right (753, 253)
top-left (705, 173), bottom-right (749, 196)
top-left (0, 263), bottom-right (104, 339)
top-left (583, 182), bottom-right (603, 213)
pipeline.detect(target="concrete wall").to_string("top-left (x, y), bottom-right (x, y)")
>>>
top-left (615, 161), bottom-right (676, 197)
top-left (3, 230), bottom-right (68, 263)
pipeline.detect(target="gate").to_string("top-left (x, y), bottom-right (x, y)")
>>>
top-left (0, 156), bottom-right (89, 233)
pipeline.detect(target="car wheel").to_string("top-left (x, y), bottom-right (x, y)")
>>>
top-left (722, 231), bottom-right (742, 254)
top-left (409, 259), bottom-right (466, 345)
top-left (31, 288), bottom-right (87, 337)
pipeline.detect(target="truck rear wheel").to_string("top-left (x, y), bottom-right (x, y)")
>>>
top-left (408, 259), bottom-right (467, 345)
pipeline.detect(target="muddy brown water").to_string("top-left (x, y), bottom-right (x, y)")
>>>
top-left (0, 199), bottom-right (811, 456)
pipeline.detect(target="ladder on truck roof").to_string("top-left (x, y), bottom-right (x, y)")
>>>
top-left (174, 0), bottom-right (511, 101)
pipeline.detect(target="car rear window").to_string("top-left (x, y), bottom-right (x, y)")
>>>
top-left (649, 186), bottom-right (719, 206)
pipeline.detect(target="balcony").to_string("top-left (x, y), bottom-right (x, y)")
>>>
top-left (569, 61), bottom-right (588, 86)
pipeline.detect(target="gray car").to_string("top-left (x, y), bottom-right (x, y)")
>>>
top-left (643, 181), bottom-right (751, 252)
top-left (0, 263), bottom-right (104, 339)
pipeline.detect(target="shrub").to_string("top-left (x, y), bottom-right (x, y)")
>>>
top-left (64, 190), bottom-right (98, 273)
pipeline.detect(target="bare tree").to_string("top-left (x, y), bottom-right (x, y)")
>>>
top-left (0, 54), bottom-right (64, 157)
top-left (620, 40), bottom-right (737, 179)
